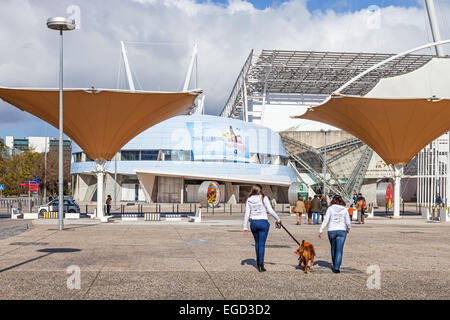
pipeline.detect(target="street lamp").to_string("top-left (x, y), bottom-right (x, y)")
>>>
top-left (321, 129), bottom-right (331, 197)
top-left (47, 17), bottom-right (76, 231)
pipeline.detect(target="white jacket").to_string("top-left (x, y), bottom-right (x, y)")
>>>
top-left (243, 195), bottom-right (280, 230)
top-left (319, 204), bottom-right (351, 233)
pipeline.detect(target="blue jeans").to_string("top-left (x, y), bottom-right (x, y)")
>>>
top-left (250, 219), bottom-right (270, 265)
top-left (328, 230), bottom-right (347, 271)
top-left (312, 212), bottom-right (320, 224)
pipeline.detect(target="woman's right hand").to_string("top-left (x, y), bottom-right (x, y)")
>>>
top-left (243, 230), bottom-right (248, 235)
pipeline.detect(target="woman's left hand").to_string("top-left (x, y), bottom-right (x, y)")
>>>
top-left (318, 232), bottom-right (323, 239)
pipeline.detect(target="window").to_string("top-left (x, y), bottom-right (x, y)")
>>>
top-left (259, 154), bottom-right (281, 165)
top-left (162, 150), bottom-right (191, 161)
top-left (73, 152), bottom-right (82, 163)
top-left (141, 150), bottom-right (159, 161)
top-left (14, 139), bottom-right (29, 150)
top-left (121, 150), bottom-right (140, 161)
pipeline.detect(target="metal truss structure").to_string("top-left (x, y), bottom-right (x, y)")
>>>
top-left (281, 134), bottom-right (372, 200)
top-left (220, 49), bottom-right (433, 119)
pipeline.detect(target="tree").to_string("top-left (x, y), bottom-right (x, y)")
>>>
top-left (0, 148), bottom-right (71, 197)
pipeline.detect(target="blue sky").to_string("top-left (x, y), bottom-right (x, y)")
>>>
top-left (198, 0), bottom-right (423, 11)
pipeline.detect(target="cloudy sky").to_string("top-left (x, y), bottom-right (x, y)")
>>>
top-left (0, 0), bottom-right (449, 140)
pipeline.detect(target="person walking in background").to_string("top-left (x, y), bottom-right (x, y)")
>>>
top-left (348, 204), bottom-right (355, 221)
top-left (319, 195), bottom-right (351, 274)
top-left (355, 195), bottom-right (366, 224)
top-left (435, 193), bottom-right (443, 207)
top-left (243, 184), bottom-right (281, 272)
top-left (106, 195), bottom-right (112, 216)
top-left (353, 193), bottom-right (358, 205)
top-left (305, 197), bottom-right (312, 224)
top-left (294, 196), bottom-right (306, 225)
top-left (310, 195), bottom-right (322, 225)
top-left (320, 195), bottom-right (328, 223)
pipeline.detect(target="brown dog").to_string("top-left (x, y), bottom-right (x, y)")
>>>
top-left (295, 240), bottom-right (316, 273)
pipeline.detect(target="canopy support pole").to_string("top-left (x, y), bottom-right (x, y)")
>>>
top-left (183, 43), bottom-right (198, 92)
top-left (96, 160), bottom-right (106, 222)
top-left (393, 164), bottom-right (403, 218)
top-left (120, 41), bottom-right (135, 92)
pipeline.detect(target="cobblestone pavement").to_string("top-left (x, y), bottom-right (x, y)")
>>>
top-left (0, 215), bottom-right (448, 299)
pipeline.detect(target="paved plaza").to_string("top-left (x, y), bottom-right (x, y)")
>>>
top-left (0, 215), bottom-right (448, 300)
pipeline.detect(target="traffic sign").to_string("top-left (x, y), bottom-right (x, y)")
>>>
top-left (0, 185), bottom-right (4, 191)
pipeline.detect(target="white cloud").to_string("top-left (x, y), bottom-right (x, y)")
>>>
top-left (0, 0), bottom-right (449, 138)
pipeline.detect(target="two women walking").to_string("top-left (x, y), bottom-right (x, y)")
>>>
top-left (242, 185), bottom-right (350, 274)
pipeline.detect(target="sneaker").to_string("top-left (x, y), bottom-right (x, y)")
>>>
top-left (332, 269), bottom-right (340, 273)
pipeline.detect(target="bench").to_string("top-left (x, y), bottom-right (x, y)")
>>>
top-left (23, 213), bottom-right (39, 220)
top-left (188, 209), bottom-right (202, 223)
top-left (122, 214), bottom-right (138, 222)
top-left (11, 208), bottom-right (23, 219)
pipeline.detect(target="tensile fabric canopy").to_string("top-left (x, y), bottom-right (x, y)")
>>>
top-left (295, 95), bottom-right (450, 165)
top-left (0, 87), bottom-right (201, 160)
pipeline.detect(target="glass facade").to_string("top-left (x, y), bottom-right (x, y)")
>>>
top-left (74, 149), bottom-right (288, 166)
top-left (141, 150), bottom-right (159, 161)
top-left (13, 139), bottom-right (29, 150)
top-left (121, 150), bottom-right (141, 161)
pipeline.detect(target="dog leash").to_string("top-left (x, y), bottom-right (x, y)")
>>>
top-left (276, 221), bottom-right (301, 246)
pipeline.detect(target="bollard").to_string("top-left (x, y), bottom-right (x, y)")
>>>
top-left (177, 204), bottom-right (179, 214)
top-left (230, 204), bottom-right (232, 215)
top-left (212, 205), bottom-right (214, 216)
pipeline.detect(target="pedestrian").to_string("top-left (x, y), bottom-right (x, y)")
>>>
top-left (106, 195), bottom-right (112, 216)
top-left (294, 196), bottom-right (306, 225)
top-left (435, 193), bottom-right (443, 207)
top-left (348, 204), bottom-right (355, 221)
top-left (355, 195), bottom-right (366, 224)
top-left (318, 195), bottom-right (351, 274)
top-left (243, 184), bottom-right (281, 272)
top-left (310, 195), bottom-right (322, 225)
top-left (305, 197), bottom-right (312, 224)
top-left (353, 193), bottom-right (358, 205)
top-left (320, 195), bottom-right (328, 223)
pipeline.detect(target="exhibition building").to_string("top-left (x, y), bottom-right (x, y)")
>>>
top-left (70, 114), bottom-right (297, 204)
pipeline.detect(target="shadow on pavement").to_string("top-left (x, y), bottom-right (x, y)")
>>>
top-left (0, 248), bottom-right (81, 273)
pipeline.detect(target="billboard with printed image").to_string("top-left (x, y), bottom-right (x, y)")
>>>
top-left (186, 122), bottom-right (250, 162)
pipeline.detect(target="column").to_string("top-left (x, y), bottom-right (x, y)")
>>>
top-left (96, 160), bottom-right (106, 221)
top-left (393, 164), bottom-right (403, 218)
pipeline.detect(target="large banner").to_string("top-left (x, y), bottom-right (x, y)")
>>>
top-left (186, 122), bottom-right (250, 162)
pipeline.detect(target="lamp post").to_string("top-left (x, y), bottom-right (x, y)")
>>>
top-left (321, 129), bottom-right (330, 196)
top-left (47, 17), bottom-right (76, 231)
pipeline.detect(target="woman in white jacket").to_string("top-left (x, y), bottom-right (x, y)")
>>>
top-left (318, 195), bottom-right (351, 273)
top-left (243, 184), bottom-right (281, 272)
